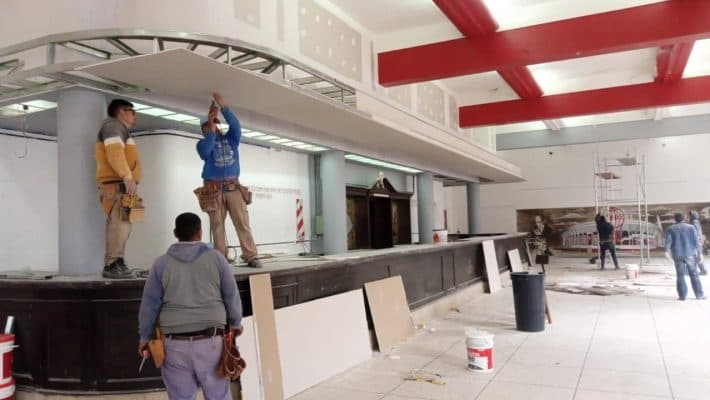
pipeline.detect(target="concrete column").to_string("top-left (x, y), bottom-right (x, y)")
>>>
top-left (57, 89), bottom-right (106, 275)
top-left (417, 172), bottom-right (434, 244)
top-left (320, 150), bottom-right (347, 255)
top-left (467, 182), bottom-right (481, 234)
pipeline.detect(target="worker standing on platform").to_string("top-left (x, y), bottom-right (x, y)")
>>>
top-left (138, 212), bottom-right (243, 400)
top-left (666, 213), bottom-right (706, 301)
top-left (95, 99), bottom-right (141, 279)
top-left (195, 93), bottom-right (261, 267)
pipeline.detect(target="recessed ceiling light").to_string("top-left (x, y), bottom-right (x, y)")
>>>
top-left (163, 113), bottom-right (199, 122)
top-left (283, 141), bottom-right (305, 147)
top-left (136, 107), bottom-right (174, 116)
top-left (21, 100), bottom-right (57, 109)
top-left (257, 135), bottom-right (281, 141)
top-left (130, 102), bottom-right (151, 110)
top-left (243, 131), bottom-right (267, 138)
top-left (345, 154), bottom-right (421, 173)
top-left (269, 138), bottom-right (292, 144)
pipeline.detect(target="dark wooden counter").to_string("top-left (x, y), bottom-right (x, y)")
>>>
top-left (0, 233), bottom-right (527, 393)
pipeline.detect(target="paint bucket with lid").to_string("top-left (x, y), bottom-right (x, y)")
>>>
top-left (0, 335), bottom-right (13, 386)
top-left (465, 329), bottom-right (494, 372)
top-left (626, 264), bottom-right (639, 279)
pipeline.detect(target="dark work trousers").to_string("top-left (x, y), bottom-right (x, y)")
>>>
top-left (599, 241), bottom-right (619, 269)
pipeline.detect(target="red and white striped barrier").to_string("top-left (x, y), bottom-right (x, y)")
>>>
top-left (0, 335), bottom-right (13, 386)
top-left (296, 198), bottom-right (305, 241)
top-left (0, 379), bottom-right (14, 400)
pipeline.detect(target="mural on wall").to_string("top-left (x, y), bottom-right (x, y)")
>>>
top-left (517, 203), bottom-right (710, 256)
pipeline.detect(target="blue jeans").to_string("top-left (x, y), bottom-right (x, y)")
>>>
top-left (162, 336), bottom-right (231, 400)
top-left (673, 257), bottom-right (705, 300)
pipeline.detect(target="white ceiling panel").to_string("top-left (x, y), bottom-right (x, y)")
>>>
top-left (561, 109), bottom-right (652, 128)
top-left (667, 102), bottom-right (710, 119)
top-left (326, 0), bottom-right (450, 34)
top-left (495, 121), bottom-right (547, 134)
top-left (443, 72), bottom-right (520, 105)
top-left (529, 48), bottom-right (656, 95)
top-left (482, 0), bottom-right (668, 31)
top-left (683, 39), bottom-right (710, 78)
top-left (79, 49), bottom-right (522, 182)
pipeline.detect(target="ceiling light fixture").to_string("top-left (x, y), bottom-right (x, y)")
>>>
top-left (345, 154), bottom-right (421, 173)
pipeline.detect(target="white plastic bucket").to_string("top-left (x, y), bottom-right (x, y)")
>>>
top-left (433, 229), bottom-right (448, 243)
top-left (465, 329), bottom-right (494, 371)
top-left (0, 335), bottom-right (13, 386)
top-left (0, 378), bottom-right (14, 400)
top-left (626, 264), bottom-right (639, 280)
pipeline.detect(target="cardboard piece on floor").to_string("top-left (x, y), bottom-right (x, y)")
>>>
top-left (483, 240), bottom-right (502, 293)
top-left (249, 274), bottom-right (284, 400)
top-left (508, 249), bottom-right (525, 273)
top-left (276, 289), bottom-right (371, 398)
top-left (365, 275), bottom-right (414, 351)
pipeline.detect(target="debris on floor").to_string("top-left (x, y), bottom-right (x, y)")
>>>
top-left (404, 369), bottom-right (446, 385)
top-left (546, 282), bottom-right (643, 296)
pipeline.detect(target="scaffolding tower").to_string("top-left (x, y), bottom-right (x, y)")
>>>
top-left (593, 146), bottom-right (650, 268)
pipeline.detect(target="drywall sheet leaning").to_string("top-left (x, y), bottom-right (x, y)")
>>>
top-left (275, 289), bottom-right (372, 398)
top-left (234, 316), bottom-right (262, 400)
top-left (483, 240), bottom-right (502, 293)
top-left (249, 274), bottom-right (284, 400)
top-left (508, 249), bottom-right (525, 273)
top-left (364, 275), bottom-right (414, 351)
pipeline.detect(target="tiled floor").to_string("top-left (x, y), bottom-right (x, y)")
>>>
top-left (290, 257), bottom-right (710, 400)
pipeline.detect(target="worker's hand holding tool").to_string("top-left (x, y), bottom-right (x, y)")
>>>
top-left (213, 92), bottom-right (225, 108)
top-left (137, 343), bottom-right (150, 373)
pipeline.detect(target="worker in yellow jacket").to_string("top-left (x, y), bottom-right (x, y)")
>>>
top-left (95, 99), bottom-right (142, 279)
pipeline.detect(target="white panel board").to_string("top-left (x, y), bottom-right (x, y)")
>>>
top-left (79, 49), bottom-right (522, 183)
top-left (483, 240), bottom-right (502, 293)
top-left (508, 249), bottom-right (525, 273)
top-left (275, 289), bottom-right (372, 398)
top-left (235, 316), bottom-right (262, 400)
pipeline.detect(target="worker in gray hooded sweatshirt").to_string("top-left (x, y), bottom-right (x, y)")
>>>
top-left (138, 212), bottom-right (242, 400)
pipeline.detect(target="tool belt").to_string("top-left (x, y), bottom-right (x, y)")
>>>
top-left (194, 179), bottom-right (252, 213)
top-left (148, 327), bottom-right (165, 368)
top-left (99, 182), bottom-right (145, 222)
top-left (217, 327), bottom-right (247, 381)
top-left (120, 194), bottom-right (145, 223)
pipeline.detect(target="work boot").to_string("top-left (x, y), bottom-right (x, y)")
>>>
top-left (116, 258), bottom-right (131, 274)
top-left (102, 260), bottom-right (134, 279)
top-left (247, 258), bottom-right (263, 268)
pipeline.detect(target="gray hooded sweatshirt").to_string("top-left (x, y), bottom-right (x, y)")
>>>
top-left (138, 242), bottom-right (242, 343)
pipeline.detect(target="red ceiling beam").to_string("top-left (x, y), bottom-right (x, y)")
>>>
top-left (459, 75), bottom-right (710, 128)
top-left (379, 0), bottom-right (710, 86)
top-left (433, 0), bottom-right (543, 99)
top-left (655, 42), bottom-right (694, 83)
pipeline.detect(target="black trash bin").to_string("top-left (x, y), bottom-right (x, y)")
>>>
top-left (511, 272), bottom-right (545, 332)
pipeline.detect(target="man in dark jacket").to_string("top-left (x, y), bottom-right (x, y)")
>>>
top-left (595, 214), bottom-right (619, 270)
top-left (138, 212), bottom-right (243, 400)
top-left (666, 213), bottom-right (705, 301)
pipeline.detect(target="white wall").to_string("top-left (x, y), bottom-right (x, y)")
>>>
top-left (480, 133), bottom-right (710, 233)
top-left (0, 134), bottom-right (58, 272)
top-left (128, 134), bottom-right (311, 267)
top-left (443, 185), bottom-right (468, 234)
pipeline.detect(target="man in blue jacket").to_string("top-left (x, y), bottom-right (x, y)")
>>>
top-left (196, 93), bottom-right (261, 267)
top-left (666, 212), bottom-right (706, 301)
top-left (138, 212), bottom-right (243, 400)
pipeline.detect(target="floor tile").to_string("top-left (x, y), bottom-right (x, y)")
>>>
top-left (574, 389), bottom-right (671, 399)
top-left (289, 386), bottom-right (385, 400)
top-left (476, 381), bottom-right (574, 400)
top-left (668, 374), bottom-right (710, 400)
top-left (578, 369), bottom-right (671, 397)
top-left (494, 363), bottom-right (581, 388)
top-left (391, 374), bottom-right (487, 400)
top-left (319, 368), bottom-right (404, 394)
top-left (583, 352), bottom-right (666, 375)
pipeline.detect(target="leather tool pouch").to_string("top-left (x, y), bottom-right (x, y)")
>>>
top-left (99, 184), bottom-right (118, 214)
top-left (194, 186), bottom-right (220, 212)
top-left (218, 328), bottom-right (247, 380)
top-left (238, 185), bottom-right (253, 206)
top-left (120, 194), bottom-right (145, 223)
top-left (148, 327), bottom-right (165, 368)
